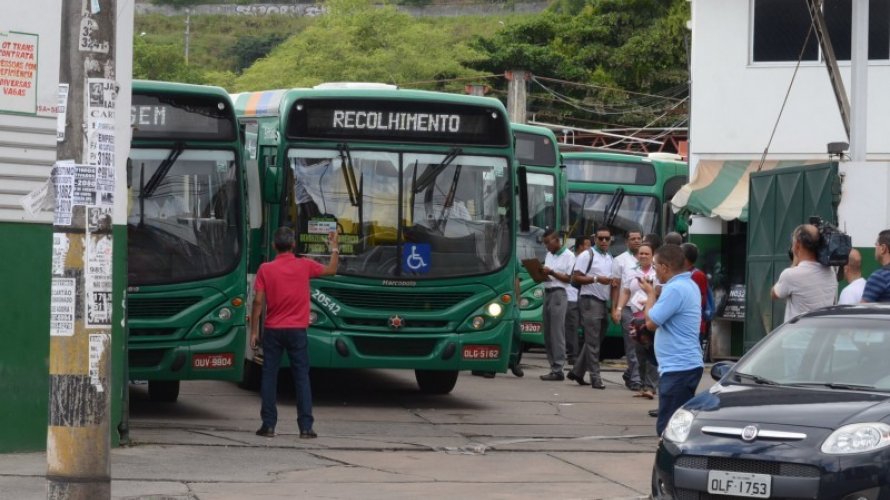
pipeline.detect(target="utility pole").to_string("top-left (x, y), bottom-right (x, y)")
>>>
top-left (505, 70), bottom-right (530, 124)
top-left (184, 9), bottom-right (191, 65)
top-left (849, 0), bottom-right (868, 161)
top-left (48, 0), bottom-right (117, 498)
top-left (464, 84), bottom-right (488, 97)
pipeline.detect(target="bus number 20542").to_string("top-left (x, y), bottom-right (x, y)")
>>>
top-left (312, 289), bottom-right (341, 315)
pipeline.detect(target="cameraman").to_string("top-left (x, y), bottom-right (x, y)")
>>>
top-left (771, 224), bottom-right (837, 322)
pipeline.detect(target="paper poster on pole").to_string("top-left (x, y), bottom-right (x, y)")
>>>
top-left (57, 83), bottom-right (69, 141)
top-left (50, 278), bottom-right (76, 336)
top-left (85, 206), bottom-right (113, 328)
top-left (88, 333), bottom-right (108, 393)
top-left (51, 233), bottom-right (69, 276)
top-left (0, 30), bottom-right (39, 115)
top-left (86, 78), bottom-right (116, 170)
top-left (51, 162), bottom-right (75, 226)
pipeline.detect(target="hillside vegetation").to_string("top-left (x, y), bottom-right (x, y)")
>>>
top-left (134, 0), bottom-right (689, 128)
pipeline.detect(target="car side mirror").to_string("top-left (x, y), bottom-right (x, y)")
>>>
top-left (710, 361), bottom-right (735, 382)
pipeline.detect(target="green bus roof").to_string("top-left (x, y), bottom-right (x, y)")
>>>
top-left (232, 86), bottom-right (508, 119)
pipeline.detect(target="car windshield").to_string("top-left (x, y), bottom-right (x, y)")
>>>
top-left (128, 148), bottom-right (242, 286)
top-left (732, 317), bottom-right (890, 391)
top-left (288, 148), bottom-right (512, 279)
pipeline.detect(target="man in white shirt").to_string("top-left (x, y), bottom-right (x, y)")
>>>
top-left (565, 237), bottom-right (591, 364)
top-left (839, 248), bottom-right (865, 305)
top-left (567, 227), bottom-right (616, 389)
top-left (540, 229), bottom-right (575, 381)
top-left (771, 224), bottom-right (838, 321)
top-left (611, 229), bottom-right (642, 391)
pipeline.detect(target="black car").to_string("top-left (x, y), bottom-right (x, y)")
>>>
top-left (652, 305), bottom-right (890, 500)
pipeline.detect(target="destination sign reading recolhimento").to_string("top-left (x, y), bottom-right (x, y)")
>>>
top-left (287, 99), bottom-right (509, 146)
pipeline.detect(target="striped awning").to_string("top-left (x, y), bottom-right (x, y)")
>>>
top-left (671, 159), bottom-right (821, 222)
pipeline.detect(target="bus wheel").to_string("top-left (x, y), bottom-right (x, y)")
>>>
top-left (415, 370), bottom-right (458, 394)
top-left (148, 380), bottom-right (180, 402)
top-left (239, 360), bottom-right (262, 391)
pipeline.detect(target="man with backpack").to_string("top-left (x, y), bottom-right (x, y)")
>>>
top-left (567, 227), bottom-right (617, 389)
top-left (681, 243), bottom-right (713, 359)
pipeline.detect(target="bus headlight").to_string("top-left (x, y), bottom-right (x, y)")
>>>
top-left (472, 316), bottom-right (485, 329)
top-left (533, 288), bottom-right (544, 299)
top-left (218, 307), bottom-right (232, 320)
top-left (487, 303), bottom-right (503, 317)
top-left (309, 311), bottom-right (318, 325)
top-left (200, 322), bottom-right (215, 335)
top-left (519, 298), bottom-right (530, 308)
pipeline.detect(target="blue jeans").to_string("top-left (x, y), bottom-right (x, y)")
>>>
top-left (260, 327), bottom-right (314, 432)
top-left (656, 366), bottom-right (703, 436)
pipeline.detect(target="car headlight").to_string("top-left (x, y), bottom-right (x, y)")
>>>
top-left (663, 409), bottom-right (695, 443)
top-left (821, 423), bottom-right (890, 454)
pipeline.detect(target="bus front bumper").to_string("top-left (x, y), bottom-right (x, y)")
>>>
top-left (307, 321), bottom-right (513, 373)
top-left (128, 325), bottom-right (246, 382)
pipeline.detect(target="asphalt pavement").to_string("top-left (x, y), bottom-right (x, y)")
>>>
top-left (0, 351), bottom-right (715, 499)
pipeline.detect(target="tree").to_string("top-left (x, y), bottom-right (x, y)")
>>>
top-left (233, 0), bottom-right (485, 91)
top-left (132, 36), bottom-right (205, 83)
top-left (469, 0), bottom-right (690, 127)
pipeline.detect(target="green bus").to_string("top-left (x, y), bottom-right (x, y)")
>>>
top-left (127, 81), bottom-right (248, 402)
top-left (233, 84), bottom-right (518, 394)
top-left (562, 151), bottom-right (688, 354)
top-left (512, 124), bottom-right (566, 348)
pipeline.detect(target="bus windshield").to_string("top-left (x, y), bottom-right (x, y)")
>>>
top-left (517, 172), bottom-right (555, 261)
top-left (288, 148), bottom-right (512, 279)
top-left (568, 191), bottom-right (657, 247)
top-left (128, 148), bottom-right (242, 285)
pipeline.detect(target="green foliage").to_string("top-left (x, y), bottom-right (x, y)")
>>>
top-left (132, 37), bottom-right (205, 83)
top-left (228, 34), bottom-right (288, 73)
top-left (233, 0), bottom-right (487, 92)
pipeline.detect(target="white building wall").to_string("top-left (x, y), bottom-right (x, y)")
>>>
top-left (689, 0), bottom-right (890, 241)
top-left (690, 0), bottom-right (890, 161)
top-left (0, 3), bottom-right (62, 223)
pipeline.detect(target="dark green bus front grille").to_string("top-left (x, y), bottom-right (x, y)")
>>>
top-left (319, 289), bottom-right (472, 311)
top-left (128, 296), bottom-right (202, 319)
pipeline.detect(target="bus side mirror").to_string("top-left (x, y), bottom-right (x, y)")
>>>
top-left (263, 166), bottom-right (282, 204)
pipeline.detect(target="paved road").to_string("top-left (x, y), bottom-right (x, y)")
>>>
top-left (0, 351), bottom-right (715, 499)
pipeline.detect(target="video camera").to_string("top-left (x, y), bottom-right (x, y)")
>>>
top-left (808, 216), bottom-right (852, 267)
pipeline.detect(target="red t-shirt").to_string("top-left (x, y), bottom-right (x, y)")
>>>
top-left (690, 267), bottom-right (709, 334)
top-left (255, 253), bottom-right (325, 328)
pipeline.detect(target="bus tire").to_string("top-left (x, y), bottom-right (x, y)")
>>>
top-left (148, 380), bottom-right (180, 402)
top-left (415, 370), bottom-right (458, 395)
top-left (239, 359), bottom-right (262, 391)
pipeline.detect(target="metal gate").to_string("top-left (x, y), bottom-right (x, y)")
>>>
top-left (744, 162), bottom-right (840, 351)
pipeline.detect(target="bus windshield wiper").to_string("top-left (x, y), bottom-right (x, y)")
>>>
top-left (413, 148), bottom-right (461, 193)
top-left (603, 187), bottom-right (625, 228)
top-left (141, 142), bottom-right (185, 199)
top-left (733, 371), bottom-right (780, 386)
top-left (337, 144), bottom-right (359, 207)
top-left (790, 382), bottom-right (878, 391)
top-left (436, 164), bottom-right (463, 231)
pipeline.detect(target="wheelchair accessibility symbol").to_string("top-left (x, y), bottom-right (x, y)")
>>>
top-left (403, 243), bottom-right (431, 274)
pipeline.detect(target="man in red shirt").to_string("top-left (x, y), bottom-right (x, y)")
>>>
top-left (681, 243), bottom-right (710, 344)
top-left (250, 227), bottom-right (339, 439)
